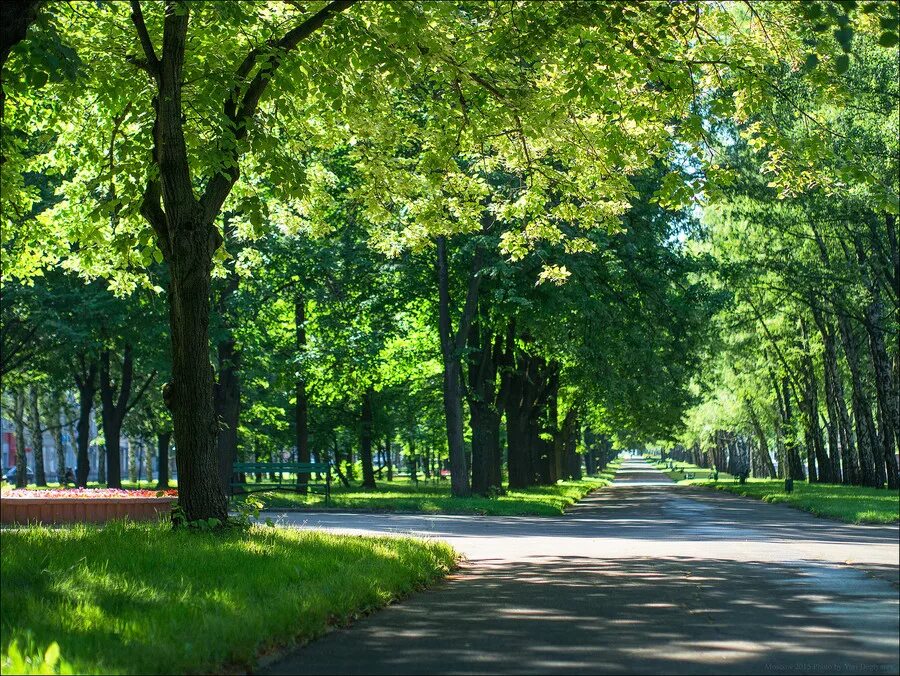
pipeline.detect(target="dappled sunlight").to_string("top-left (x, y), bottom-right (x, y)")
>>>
top-left (1, 522), bottom-right (455, 674)
top-left (269, 555), bottom-right (899, 675)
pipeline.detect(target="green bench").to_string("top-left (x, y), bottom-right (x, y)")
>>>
top-left (231, 462), bottom-right (331, 504)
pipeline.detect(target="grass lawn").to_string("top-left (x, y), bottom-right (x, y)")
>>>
top-left (239, 462), bottom-right (621, 516)
top-left (697, 479), bottom-right (900, 524)
top-left (643, 457), bottom-right (734, 483)
top-left (0, 522), bottom-right (455, 674)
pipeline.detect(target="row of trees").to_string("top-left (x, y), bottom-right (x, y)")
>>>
top-left (2, 2), bottom-right (897, 520)
top-left (674, 32), bottom-right (899, 488)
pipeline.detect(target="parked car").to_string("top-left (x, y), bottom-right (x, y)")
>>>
top-left (3, 466), bottom-right (34, 485)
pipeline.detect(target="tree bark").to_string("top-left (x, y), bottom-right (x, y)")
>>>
top-left (100, 346), bottom-right (132, 488)
top-left (294, 292), bottom-right (309, 494)
top-left (436, 236), bottom-right (480, 497)
top-left (360, 387), bottom-right (376, 489)
top-left (504, 346), bottom-right (532, 489)
top-left (860, 281), bottom-right (900, 488)
top-left (73, 357), bottom-right (98, 487)
top-left (28, 384), bottom-right (46, 486)
top-left (156, 431), bottom-right (171, 488)
top-left (126, 438), bottom-right (137, 483)
top-left (53, 395), bottom-right (67, 485)
top-left (812, 307), bottom-right (857, 484)
top-left (214, 337), bottom-right (240, 494)
top-left (746, 402), bottom-right (776, 478)
top-left (838, 313), bottom-right (883, 487)
top-left (467, 319), bottom-right (502, 496)
top-left (13, 388), bottom-right (27, 487)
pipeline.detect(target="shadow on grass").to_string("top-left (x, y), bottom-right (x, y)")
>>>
top-left (0, 522), bottom-right (454, 675)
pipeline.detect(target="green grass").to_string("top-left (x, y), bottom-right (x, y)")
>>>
top-left (697, 479), bottom-right (900, 524)
top-left (0, 521), bottom-right (456, 674)
top-left (240, 464), bottom-right (620, 516)
top-left (648, 458), bottom-right (735, 483)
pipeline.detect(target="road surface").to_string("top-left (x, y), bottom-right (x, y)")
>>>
top-left (261, 456), bottom-right (899, 675)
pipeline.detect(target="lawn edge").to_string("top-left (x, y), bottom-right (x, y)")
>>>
top-left (248, 552), bottom-right (464, 674)
top-left (685, 482), bottom-right (900, 525)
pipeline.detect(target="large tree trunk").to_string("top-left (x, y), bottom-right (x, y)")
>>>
top-left (360, 388), bottom-right (376, 489)
top-left (28, 384), bottom-right (46, 486)
top-left (156, 431), bottom-right (171, 488)
top-left (504, 347), bottom-right (532, 489)
top-left (294, 292), bottom-right (309, 494)
top-left (468, 320), bottom-right (502, 496)
top-left (214, 337), bottom-right (240, 495)
top-left (99, 346), bottom-right (131, 489)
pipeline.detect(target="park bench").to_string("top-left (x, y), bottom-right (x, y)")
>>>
top-left (685, 472), bottom-right (695, 480)
top-left (231, 462), bottom-right (331, 504)
top-left (733, 470), bottom-right (749, 484)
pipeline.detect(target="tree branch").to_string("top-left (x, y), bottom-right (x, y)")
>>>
top-left (126, 370), bottom-right (157, 415)
top-left (200, 0), bottom-right (356, 223)
top-left (129, 0), bottom-right (160, 80)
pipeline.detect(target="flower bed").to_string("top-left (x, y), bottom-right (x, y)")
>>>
top-left (0, 489), bottom-right (178, 525)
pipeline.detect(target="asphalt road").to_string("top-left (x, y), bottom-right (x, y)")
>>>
top-left (260, 457), bottom-right (900, 675)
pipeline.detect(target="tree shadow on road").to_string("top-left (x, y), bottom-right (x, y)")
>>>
top-left (266, 555), bottom-right (899, 676)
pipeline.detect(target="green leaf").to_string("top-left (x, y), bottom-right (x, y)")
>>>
top-left (803, 53), bottom-right (820, 71)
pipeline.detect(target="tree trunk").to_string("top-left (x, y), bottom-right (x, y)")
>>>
top-left (28, 384), bottom-right (46, 486)
top-left (127, 438), bottom-right (138, 483)
top-left (468, 320), bottom-right (502, 496)
top-left (143, 437), bottom-right (154, 483)
top-left (386, 437), bottom-right (393, 481)
top-left (562, 408), bottom-right (581, 479)
top-left (74, 358), bottom-right (98, 487)
top-left (99, 346), bottom-right (135, 489)
top-left (13, 388), bottom-right (27, 487)
top-left (294, 292), bottom-right (309, 494)
top-left (862, 289), bottom-right (900, 488)
top-left (838, 313), bottom-right (883, 487)
top-left (813, 308), bottom-right (857, 484)
top-left (799, 318), bottom-right (828, 482)
top-left (747, 402), bottom-right (777, 478)
top-left (360, 388), bottom-right (376, 489)
top-left (53, 396), bottom-right (66, 485)
top-left (157, 431), bottom-right (171, 488)
top-left (772, 375), bottom-right (804, 480)
top-left (214, 337), bottom-right (240, 495)
top-left (436, 236), bottom-right (475, 497)
top-left (504, 353), bottom-right (531, 489)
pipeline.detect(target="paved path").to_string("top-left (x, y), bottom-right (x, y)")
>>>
top-left (261, 457), bottom-right (899, 675)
